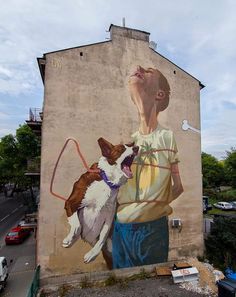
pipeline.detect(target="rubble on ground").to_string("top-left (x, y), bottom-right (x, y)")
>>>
top-left (39, 257), bottom-right (225, 297)
top-left (178, 257), bottom-right (224, 296)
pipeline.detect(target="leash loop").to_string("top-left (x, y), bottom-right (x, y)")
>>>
top-left (50, 138), bottom-right (100, 201)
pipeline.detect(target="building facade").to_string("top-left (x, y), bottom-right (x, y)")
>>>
top-left (37, 24), bottom-right (204, 278)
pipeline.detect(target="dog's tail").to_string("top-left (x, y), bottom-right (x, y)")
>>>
top-left (50, 138), bottom-right (100, 201)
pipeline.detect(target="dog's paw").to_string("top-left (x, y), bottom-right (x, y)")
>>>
top-left (62, 238), bottom-right (72, 248)
top-left (84, 249), bottom-right (99, 263)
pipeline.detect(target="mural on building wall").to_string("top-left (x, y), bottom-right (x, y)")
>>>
top-left (61, 138), bottom-right (138, 264)
top-left (112, 65), bottom-right (183, 269)
top-left (51, 65), bottom-right (184, 270)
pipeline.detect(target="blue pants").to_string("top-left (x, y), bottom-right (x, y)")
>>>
top-left (112, 216), bottom-right (169, 269)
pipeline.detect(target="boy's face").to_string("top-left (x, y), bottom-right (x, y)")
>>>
top-left (128, 66), bottom-right (161, 100)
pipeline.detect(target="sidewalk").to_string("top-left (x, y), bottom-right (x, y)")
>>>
top-left (0, 192), bottom-right (14, 205)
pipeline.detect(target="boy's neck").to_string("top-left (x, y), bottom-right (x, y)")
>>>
top-left (131, 92), bottom-right (159, 135)
top-left (138, 105), bottom-right (159, 135)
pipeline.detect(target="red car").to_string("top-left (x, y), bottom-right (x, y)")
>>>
top-left (5, 227), bottom-right (30, 245)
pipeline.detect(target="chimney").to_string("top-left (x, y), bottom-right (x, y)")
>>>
top-left (122, 17), bottom-right (125, 27)
top-left (109, 24), bottom-right (150, 42)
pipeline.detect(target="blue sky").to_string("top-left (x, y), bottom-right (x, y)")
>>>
top-left (0, 0), bottom-right (235, 159)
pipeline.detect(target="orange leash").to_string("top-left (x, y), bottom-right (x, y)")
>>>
top-left (50, 139), bottom-right (176, 201)
top-left (50, 138), bottom-right (100, 201)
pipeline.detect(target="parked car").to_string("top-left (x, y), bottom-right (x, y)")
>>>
top-left (213, 201), bottom-right (233, 210)
top-left (5, 227), bottom-right (31, 245)
top-left (203, 196), bottom-right (212, 213)
top-left (18, 213), bottom-right (37, 231)
top-left (0, 257), bottom-right (8, 292)
top-left (230, 201), bottom-right (236, 210)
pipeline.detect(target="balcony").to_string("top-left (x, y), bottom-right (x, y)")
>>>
top-left (25, 157), bottom-right (41, 176)
top-left (26, 108), bottom-right (43, 136)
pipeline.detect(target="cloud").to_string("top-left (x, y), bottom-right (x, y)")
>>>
top-left (0, 111), bottom-right (10, 120)
top-left (0, 65), bottom-right (12, 79)
top-left (0, 128), bottom-right (15, 137)
top-left (0, 0), bottom-right (235, 159)
top-left (222, 100), bottom-right (236, 110)
top-left (201, 106), bottom-right (236, 159)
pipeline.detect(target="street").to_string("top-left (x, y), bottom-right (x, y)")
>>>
top-left (0, 194), bottom-right (36, 297)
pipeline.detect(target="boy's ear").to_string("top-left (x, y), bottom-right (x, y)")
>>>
top-left (155, 89), bottom-right (166, 101)
top-left (155, 89), bottom-right (169, 112)
top-left (98, 138), bottom-right (114, 157)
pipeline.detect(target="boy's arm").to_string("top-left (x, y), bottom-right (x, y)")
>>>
top-left (171, 163), bottom-right (183, 200)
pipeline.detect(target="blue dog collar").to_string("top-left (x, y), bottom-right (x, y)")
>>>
top-left (100, 170), bottom-right (120, 190)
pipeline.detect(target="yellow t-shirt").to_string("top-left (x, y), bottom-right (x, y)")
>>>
top-left (117, 125), bottom-right (179, 223)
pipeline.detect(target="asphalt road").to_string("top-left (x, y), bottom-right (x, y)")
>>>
top-left (0, 194), bottom-right (36, 297)
top-left (0, 196), bottom-right (26, 245)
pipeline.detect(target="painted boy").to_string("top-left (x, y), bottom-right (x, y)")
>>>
top-left (112, 66), bottom-right (183, 268)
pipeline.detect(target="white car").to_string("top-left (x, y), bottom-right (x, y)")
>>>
top-left (230, 201), bottom-right (236, 210)
top-left (213, 202), bottom-right (233, 210)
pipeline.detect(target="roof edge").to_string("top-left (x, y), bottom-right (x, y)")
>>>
top-left (43, 40), bottom-right (111, 56)
top-left (37, 57), bottom-right (45, 84)
top-left (109, 23), bottom-right (150, 35)
top-left (150, 48), bottom-right (205, 90)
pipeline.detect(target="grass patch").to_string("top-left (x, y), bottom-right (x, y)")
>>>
top-left (58, 284), bottom-right (72, 297)
top-left (129, 268), bottom-right (152, 281)
top-left (39, 290), bottom-right (51, 297)
top-left (104, 273), bottom-right (119, 286)
top-left (80, 275), bottom-right (92, 289)
top-left (204, 187), bottom-right (236, 206)
top-left (205, 188), bottom-right (236, 205)
top-left (136, 268), bottom-right (151, 280)
top-left (104, 269), bottom-right (152, 288)
top-left (207, 208), bottom-right (236, 215)
top-left (218, 189), bottom-right (236, 202)
top-left (104, 273), bottom-right (129, 289)
top-left (118, 277), bottom-right (129, 289)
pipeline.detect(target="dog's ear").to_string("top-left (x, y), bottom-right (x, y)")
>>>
top-left (125, 142), bottom-right (135, 147)
top-left (98, 138), bottom-right (114, 158)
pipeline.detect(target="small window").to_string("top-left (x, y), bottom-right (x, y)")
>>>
top-left (80, 52), bottom-right (83, 57)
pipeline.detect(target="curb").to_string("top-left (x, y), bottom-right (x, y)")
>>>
top-left (40, 260), bottom-right (177, 289)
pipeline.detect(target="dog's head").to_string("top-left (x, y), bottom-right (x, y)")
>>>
top-left (98, 137), bottom-right (139, 185)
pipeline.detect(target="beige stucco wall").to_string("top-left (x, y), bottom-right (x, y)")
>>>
top-left (38, 26), bottom-right (204, 278)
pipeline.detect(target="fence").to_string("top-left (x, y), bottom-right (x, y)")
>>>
top-left (203, 218), bottom-right (214, 237)
top-left (29, 108), bottom-right (42, 122)
top-left (27, 265), bottom-right (40, 297)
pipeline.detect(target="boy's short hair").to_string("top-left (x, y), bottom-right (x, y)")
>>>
top-left (157, 72), bottom-right (170, 112)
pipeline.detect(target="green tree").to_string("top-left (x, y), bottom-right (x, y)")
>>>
top-left (0, 124), bottom-right (40, 197)
top-left (201, 152), bottom-right (225, 188)
top-left (0, 134), bottom-right (17, 180)
top-left (205, 216), bottom-right (236, 271)
top-left (16, 124), bottom-right (39, 159)
top-left (224, 148), bottom-right (236, 188)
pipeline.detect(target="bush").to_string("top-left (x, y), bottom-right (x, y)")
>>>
top-left (203, 188), bottom-right (222, 205)
top-left (217, 189), bottom-right (236, 202)
top-left (80, 275), bottom-right (91, 288)
top-left (205, 216), bottom-right (236, 271)
top-left (203, 188), bottom-right (218, 200)
top-left (104, 274), bottom-right (118, 286)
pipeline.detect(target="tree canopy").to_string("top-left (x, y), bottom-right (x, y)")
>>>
top-left (224, 148), bottom-right (236, 188)
top-left (0, 124), bottom-right (40, 192)
top-left (202, 149), bottom-right (236, 189)
top-left (205, 216), bottom-right (236, 271)
top-left (201, 152), bottom-right (226, 188)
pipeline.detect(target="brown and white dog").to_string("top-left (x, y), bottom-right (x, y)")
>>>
top-left (62, 137), bottom-right (138, 263)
